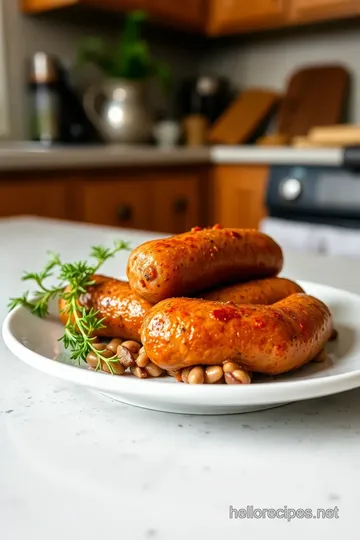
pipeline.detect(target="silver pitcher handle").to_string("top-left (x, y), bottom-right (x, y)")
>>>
top-left (83, 86), bottom-right (103, 133)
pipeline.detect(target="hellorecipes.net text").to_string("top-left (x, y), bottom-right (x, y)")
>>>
top-left (229, 505), bottom-right (339, 522)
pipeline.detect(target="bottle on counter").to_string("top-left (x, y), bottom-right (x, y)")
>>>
top-left (27, 52), bottom-right (62, 145)
top-left (183, 114), bottom-right (209, 147)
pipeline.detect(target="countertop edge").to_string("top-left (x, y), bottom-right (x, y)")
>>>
top-left (0, 146), bottom-right (212, 171)
top-left (0, 145), bottom-right (344, 171)
top-left (210, 146), bottom-right (344, 166)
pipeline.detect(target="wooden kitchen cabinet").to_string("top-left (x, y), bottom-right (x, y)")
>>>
top-left (0, 166), bottom-right (206, 234)
top-left (291, 0), bottom-right (360, 22)
top-left (207, 0), bottom-right (288, 35)
top-left (0, 177), bottom-right (68, 219)
top-left (21, 0), bottom-right (149, 13)
top-left (212, 166), bottom-right (268, 229)
top-left (84, 0), bottom-right (149, 11)
top-left (21, 0), bottom-right (77, 12)
top-left (82, 178), bottom-right (153, 230)
top-left (21, 0), bottom-right (149, 12)
top-left (0, 164), bottom-right (270, 233)
top-left (20, 0), bottom-right (360, 33)
top-left (152, 175), bottom-right (202, 233)
top-left (21, 0), bottom-right (205, 29)
top-left (150, 0), bottom-right (206, 30)
top-left (77, 168), bottom-right (206, 233)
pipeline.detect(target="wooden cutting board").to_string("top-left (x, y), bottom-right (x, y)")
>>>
top-left (309, 124), bottom-right (360, 145)
top-left (277, 64), bottom-right (349, 138)
top-left (293, 125), bottom-right (360, 147)
top-left (208, 89), bottom-right (280, 145)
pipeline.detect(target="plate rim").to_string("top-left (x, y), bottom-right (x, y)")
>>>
top-left (3, 279), bottom-right (360, 407)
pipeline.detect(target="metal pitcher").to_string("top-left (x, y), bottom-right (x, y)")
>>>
top-left (83, 79), bottom-right (153, 144)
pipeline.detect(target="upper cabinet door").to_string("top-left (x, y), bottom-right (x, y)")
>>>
top-left (291, 0), bottom-right (360, 22)
top-left (83, 0), bottom-right (148, 10)
top-left (208, 0), bottom-right (288, 35)
top-left (22, 0), bottom-right (204, 28)
top-left (150, 0), bottom-right (206, 30)
top-left (21, 0), bottom-right (76, 12)
top-left (22, 0), bottom-right (149, 13)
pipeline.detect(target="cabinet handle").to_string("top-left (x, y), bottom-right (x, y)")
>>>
top-left (117, 204), bottom-right (133, 221)
top-left (173, 198), bottom-right (188, 214)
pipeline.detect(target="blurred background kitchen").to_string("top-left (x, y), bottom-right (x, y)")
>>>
top-left (1, 0), bottom-right (360, 258)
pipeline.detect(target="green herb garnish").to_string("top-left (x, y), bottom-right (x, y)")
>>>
top-left (8, 241), bottom-right (130, 373)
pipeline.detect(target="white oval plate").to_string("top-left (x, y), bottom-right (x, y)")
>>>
top-left (3, 280), bottom-right (360, 415)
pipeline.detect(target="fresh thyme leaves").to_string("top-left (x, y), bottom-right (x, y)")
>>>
top-left (8, 240), bottom-right (131, 374)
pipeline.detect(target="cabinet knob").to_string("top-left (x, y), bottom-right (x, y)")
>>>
top-left (117, 204), bottom-right (133, 221)
top-left (173, 198), bottom-right (188, 214)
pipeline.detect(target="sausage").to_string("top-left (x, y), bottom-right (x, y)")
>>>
top-left (127, 226), bottom-right (283, 303)
top-left (201, 277), bottom-right (304, 305)
top-left (59, 275), bottom-right (153, 341)
top-left (140, 294), bottom-right (333, 374)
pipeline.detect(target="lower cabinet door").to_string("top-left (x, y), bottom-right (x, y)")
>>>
top-left (81, 171), bottom-right (203, 234)
top-left (0, 178), bottom-right (68, 219)
top-left (152, 175), bottom-right (201, 234)
top-left (213, 165), bottom-right (268, 229)
top-left (82, 179), bottom-right (153, 230)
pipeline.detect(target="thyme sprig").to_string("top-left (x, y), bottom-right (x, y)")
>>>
top-left (8, 241), bottom-right (130, 373)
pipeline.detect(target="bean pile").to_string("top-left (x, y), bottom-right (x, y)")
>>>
top-left (87, 341), bottom-right (253, 384)
top-left (86, 339), bottom-right (165, 379)
top-left (169, 361), bottom-right (252, 385)
top-left (87, 337), bottom-right (331, 382)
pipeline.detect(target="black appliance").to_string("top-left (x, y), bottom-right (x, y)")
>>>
top-left (177, 76), bottom-right (231, 124)
top-left (57, 65), bottom-right (101, 144)
top-left (266, 158), bottom-right (360, 229)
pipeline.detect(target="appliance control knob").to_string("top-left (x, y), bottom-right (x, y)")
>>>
top-left (280, 178), bottom-right (302, 201)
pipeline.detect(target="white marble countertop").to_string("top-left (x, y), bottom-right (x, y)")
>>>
top-left (0, 142), bottom-right (343, 170)
top-left (1, 217), bottom-right (359, 540)
top-left (211, 145), bottom-right (343, 166)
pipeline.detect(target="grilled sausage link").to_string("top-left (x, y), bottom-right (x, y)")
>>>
top-left (201, 277), bottom-right (304, 305)
top-left (127, 226), bottom-right (283, 303)
top-left (141, 294), bottom-right (333, 374)
top-left (59, 275), bottom-right (153, 341)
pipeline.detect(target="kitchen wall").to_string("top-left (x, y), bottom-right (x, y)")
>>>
top-left (0, 1), bottom-right (9, 138)
top-left (201, 22), bottom-right (360, 123)
top-left (1, 0), bottom-right (201, 140)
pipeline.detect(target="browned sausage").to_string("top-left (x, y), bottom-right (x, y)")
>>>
top-left (59, 275), bottom-right (153, 341)
top-left (201, 277), bottom-right (304, 305)
top-left (127, 226), bottom-right (283, 303)
top-left (141, 294), bottom-right (333, 374)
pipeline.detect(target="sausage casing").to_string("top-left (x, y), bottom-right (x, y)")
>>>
top-left (141, 294), bottom-right (333, 374)
top-left (127, 227), bottom-right (284, 303)
top-left (201, 277), bottom-right (304, 305)
top-left (59, 275), bottom-right (153, 341)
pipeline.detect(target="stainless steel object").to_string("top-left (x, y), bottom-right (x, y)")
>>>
top-left (196, 76), bottom-right (222, 96)
top-left (83, 79), bottom-right (153, 144)
top-left (29, 52), bottom-right (58, 84)
top-left (27, 52), bottom-right (61, 144)
top-left (279, 178), bottom-right (302, 201)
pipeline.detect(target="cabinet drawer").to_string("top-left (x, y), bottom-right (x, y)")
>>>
top-left (81, 172), bottom-right (204, 233)
top-left (82, 180), bottom-right (152, 230)
top-left (0, 179), bottom-right (67, 219)
top-left (152, 176), bottom-right (201, 234)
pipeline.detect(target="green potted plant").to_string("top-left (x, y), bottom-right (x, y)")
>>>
top-left (78, 11), bottom-right (171, 144)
